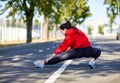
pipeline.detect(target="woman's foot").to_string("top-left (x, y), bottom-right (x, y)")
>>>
top-left (88, 60), bottom-right (95, 68)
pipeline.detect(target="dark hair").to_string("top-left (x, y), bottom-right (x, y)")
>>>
top-left (59, 21), bottom-right (80, 35)
top-left (59, 21), bottom-right (73, 30)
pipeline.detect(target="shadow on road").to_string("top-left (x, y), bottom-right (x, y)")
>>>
top-left (0, 37), bottom-right (120, 83)
top-left (65, 58), bottom-right (120, 76)
top-left (91, 38), bottom-right (120, 54)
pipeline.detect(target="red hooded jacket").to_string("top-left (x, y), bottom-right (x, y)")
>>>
top-left (54, 28), bottom-right (91, 55)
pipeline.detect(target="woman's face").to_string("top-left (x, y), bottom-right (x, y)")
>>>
top-left (60, 28), bottom-right (67, 35)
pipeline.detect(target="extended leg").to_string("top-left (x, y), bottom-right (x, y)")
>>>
top-left (45, 49), bottom-right (77, 65)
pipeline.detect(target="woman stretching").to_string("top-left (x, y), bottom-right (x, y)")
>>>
top-left (34, 21), bottom-right (101, 69)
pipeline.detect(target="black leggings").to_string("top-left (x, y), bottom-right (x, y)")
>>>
top-left (45, 46), bottom-right (101, 65)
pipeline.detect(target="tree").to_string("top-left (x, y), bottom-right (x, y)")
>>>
top-left (49, 0), bottom-right (91, 39)
top-left (0, 0), bottom-right (91, 43)
top-left (98, 25), bottom-right (104, 35)
top-left (0, 0), bottom-right (38, 43)
top-left (104, 0), bottom-right (120, 33)
top-left (88, 26), bottom-right (92, 35)
top-left (38, 0), bottom-right (59, 40)
top-left (0, 0), bottom-right (57, 43)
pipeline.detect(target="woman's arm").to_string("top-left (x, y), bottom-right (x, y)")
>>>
top-left (44, 47), bottom-right (71, 64)
top-left (54, 36), bottom-right (73, 55)
top-left (66, 47), bottom-right (71, 52)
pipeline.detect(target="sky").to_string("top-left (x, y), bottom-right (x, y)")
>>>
top-left (85, 0), bottom-right (109, 25)
top-left (85, 0), bottom-right (120, 25)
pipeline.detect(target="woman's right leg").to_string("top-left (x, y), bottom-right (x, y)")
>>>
top-left (92, 48), bottom-right (101, 60)
top-left (87, 47), bottom-right (101, 68)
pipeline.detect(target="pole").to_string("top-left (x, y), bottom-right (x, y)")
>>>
top-left (118, 0), bottom-right (120, 23)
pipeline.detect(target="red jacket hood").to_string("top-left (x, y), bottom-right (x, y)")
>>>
top-left (65, 28), bottom-right (75, 36)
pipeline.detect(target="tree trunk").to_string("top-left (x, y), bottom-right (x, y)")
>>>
top-left (23, 0), bottom-right (34, 43)
top-left (43, 17), bottom-right (49, 40)
top-left (53, 23), bottom-right (57, 39)
top-left (109, 19), bottom-right (112, 34)
top-left (26, 19), bottom-right (33, 43)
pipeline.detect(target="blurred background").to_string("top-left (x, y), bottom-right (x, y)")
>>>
top-left (0, 0), bottom-right (120, 45)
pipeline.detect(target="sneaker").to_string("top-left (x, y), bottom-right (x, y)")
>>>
top-left (34, 60), bottom-right (44, 69)
top-left (88, 61), bottom-right (95, 69)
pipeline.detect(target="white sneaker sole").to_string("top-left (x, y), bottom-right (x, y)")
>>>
top-left (88, 61), bottom-right (95, 69)
top-left (88, 64), bottom-right (95, 69)
top-left (34, 61), bottom-right (44, 69)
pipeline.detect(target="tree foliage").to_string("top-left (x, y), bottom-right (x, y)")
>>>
top-left (104, 0), bottom-right (120, 33)
top-left (98, 25), bottom-right (104, 35)
top-left (50, 0), bottom-right (91, 25)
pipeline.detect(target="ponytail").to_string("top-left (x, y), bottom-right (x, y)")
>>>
top-left (59, 21), bottom-right (74, 30)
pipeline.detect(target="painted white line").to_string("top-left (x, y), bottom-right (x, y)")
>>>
top-left (12, 57), bottom-right (21, 61)
top-left (27, 53), bottom-right (33, 55)
top-left (46, 48), bottom-right (50, 50)
top-left (44, 60), bottom-right (72, 83)
top-left (38, 50), bottom-right (43, 52)
top-left (52, 46), bottom-right (55, 48)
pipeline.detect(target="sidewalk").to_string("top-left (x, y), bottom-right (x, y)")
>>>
top-left (0, 37), bottom-right (63, 48)
top-left (0, 36), bottom-right (114, 47)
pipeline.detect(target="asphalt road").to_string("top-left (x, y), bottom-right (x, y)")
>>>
top-left (0, 37), bottom-right (120, 83)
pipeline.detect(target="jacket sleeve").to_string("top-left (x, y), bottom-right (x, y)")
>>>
top-left (53, 36), bottom-right (73, 55)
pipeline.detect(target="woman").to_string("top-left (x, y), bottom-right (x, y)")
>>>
top-left (34, 21), bottom-right (101, 69)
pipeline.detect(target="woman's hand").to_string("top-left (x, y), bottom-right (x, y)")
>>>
top-left (66, 47), bottom-right (71, 52)
top-left (44, 53), bottom-right (56, 63)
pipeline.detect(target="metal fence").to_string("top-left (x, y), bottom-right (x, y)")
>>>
top-left (0, 19), bottom-right (40, 42)
top-left (0, 19), bottom-right (63, 42)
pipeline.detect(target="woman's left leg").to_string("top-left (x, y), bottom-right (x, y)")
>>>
top-left (34, 49), bottom-right (81, 68)
top-left (34, 47), bottom-right (91, 68)
top-left (45, 49), bottom-right (81, 65)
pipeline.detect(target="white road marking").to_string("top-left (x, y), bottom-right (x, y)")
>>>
top-left (38, 50), bottom-right (43, 52)
top-left (12, 55), bottom-right (20, 61)
top-left (52, 46), bottom-right (55, 48)
top-left (27, 53), bottom-right (33, 55)
top-left (12, 57), bottom-right (21, 61)
top-left (44, 60), bottom-right (72, 83)
top-left (46, 48), bottom-right (50, 50)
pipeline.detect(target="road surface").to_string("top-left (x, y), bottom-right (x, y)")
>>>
top-left (0, 37), bottom-right (120, 83)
